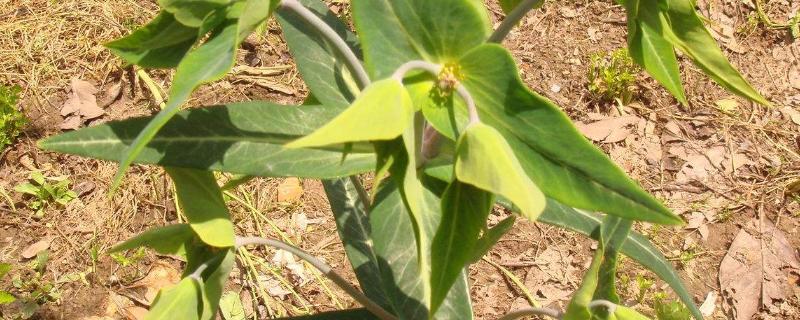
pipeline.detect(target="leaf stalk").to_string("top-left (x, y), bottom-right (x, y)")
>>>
top-left (488, 0), bottom-right (545, 43)
top-left (235, 236), bottom-right (397, 320)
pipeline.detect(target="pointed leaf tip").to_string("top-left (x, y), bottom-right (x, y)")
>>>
top-left (455, 122), bottom-right (546, 221)
top-left (286, 79), bottom-right (414, 149)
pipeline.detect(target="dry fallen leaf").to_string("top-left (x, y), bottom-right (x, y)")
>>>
top-left (780, 107), bottom-right (800, 126)
top-left (277, 178), bottom-right (303, 203)
top-left (120, 306), bottom-right (148, 320)
top-left (21, 237), bottom-right (54, 259)
top-left (577, 116), bottom-right (640, 143)
top-left (719, 218), bottom-right (800, 319)
top-left (132, 262), bottom-right (181, 304)
top-left (699, 291), bottom-right (718, 317)
top-left (61, 78), bottom-right (104, 130)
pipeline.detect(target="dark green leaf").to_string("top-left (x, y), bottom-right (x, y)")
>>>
top-left (277, 0), bottom-right (361, 109)
top-left (146, 277), bottom-right (203, 320)
top-left (351, 0), bottom-right (490, 78)
top-left (625, 1), bottom-right (687, 105)
top-left (200, 249), bottom-right (236, 320)
top-left (470, 215), bottom-right (516, 263)
top-left (458, 44), bottom-right (682, 225)
top-left (110, 224), bottom-right (195, 257)
top-left (114, 0), bottom-right (276, 190)
top-left (322, 178), bottom-right (392, 310)
top-left (661, 0), bottom-right (769, 105)
top-left (38, 102), bottom-right (375, 179)
top-left (563, 249), bottom-right (604, 320)
top-left (105, 12), bottom-right (199, 68)
top-left (159, 0), bottom-right (231, 27)
top-left (499, 0), bottom-right (521, 14)
top-left (370, 180), bottom-right (473, 319)
top-left (166, 168), bottom-right (235, 247)
top-left (594, 216), bottom-right (634, 319)
top-left (430, 181), bottom-right (493, 314)
top-left (274, 309), bottom-right (378, 320)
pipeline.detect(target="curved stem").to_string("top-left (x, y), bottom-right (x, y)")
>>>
top-left (279, 0), bottom-right (371, 88)
top-left (497, 307), bottom-right (562, 320)
top-left (488, 0), bottom-right (544, 43)
top-left (588, 299), bottom-right (618, 314)
top-left (349, 175), bottom-right (371, 211)
top-left (392, 60), bottom-right (481, 125)
top-left (235, 236), bottom-right (397, 320)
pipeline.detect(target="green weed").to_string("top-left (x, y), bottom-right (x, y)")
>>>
top-left (0, 85), bottom-right (27, 151)
top-left (13, 172), bottom-right (77, 218)
top-left (587, 48), bottom-right (640, 105)
top-left (654, 292), bottom-right (692, 320)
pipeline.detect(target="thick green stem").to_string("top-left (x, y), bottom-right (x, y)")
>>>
top-left (488, 0), bottom-right (544, 43)
top-left (497, 307), bottom-right (562, 320)
top-left (279, 0), bottom-right (371, 88)
top-left (236, 236), bottom-right (397, 320)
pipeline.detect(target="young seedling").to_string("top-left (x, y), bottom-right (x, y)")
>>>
top-left (13, 172), bottom-right (77, 218)
top-left (588, 48), bottom-right (640, 106)
top-left (0, 84), bottom-right (27, 151)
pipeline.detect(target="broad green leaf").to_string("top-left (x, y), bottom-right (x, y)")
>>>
top-left (458, 44), bottom-right (682, 225)
top-left (370, 180), bottom-right (473, 319)
top-left (159, 0), bottom-right (231, 27)
top-left (110, 224), bottom-right (195, 257)
top-left (351, 0), bottom-right (490, 78)
top-left (38, 102), bottom-right (375, 179)
top-left (277, 0), bottom-right (362, 109)
top-left (200, 249), bottom-right (236, 320)
top-left (563, 249), bottom-right (604, 320)
top-left (614, 306), bottom-right (651, 320)
top-left (0, 291), bottom-right (15, 304)
top-left (219, 291), bottom-right (246, 320)
top-left (105, 12), bottom-right (199, 69)
top-left (624, 1), bottom-right (687, 105)
top-left (455, 122), bottom-right (545, 220)
top-left (287, 80), bottom-right (413, 149)
top-left (430, 181), bottom-right (493, 314)
top-left (114, 0), bottom-right (276, 190)
top-left (166, 168), bottom-right (235, 248)
top-left (13, 183), bottom-right (39, 196)
top-left (660, 0), bottom-right (769, 105)
top-left (470, 215), bottom-right (516, 263)
top-left (146, 277), bottom-right (202, 320)
top-left (274, 309), bottom-right (377, 320)
top-left (322, 178), bottom-right (392, 310)
top-left (416, 81), bottom-right (470, 141)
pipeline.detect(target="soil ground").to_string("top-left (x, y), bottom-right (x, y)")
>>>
top-left (0, 0), bottom-right (798, 319)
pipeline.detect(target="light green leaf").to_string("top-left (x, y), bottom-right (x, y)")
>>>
top-left (114, 0), bottom-right (276, 190)
top-left (614, 306), bottom-right (652, 320)
top-left (563, 249), bottom-right (604, 320)
top-left (105, 12), bottom-right (199, 68)
top-left (322, 178), bottom-right (392, 309)
top-left (110, 224), bottom-right (195, 257)
top-left (0, 291), bottom-right (15, 304)
top-left (13, 182), bottom-right (39, 196)
top-left (38, 102), bottom-right (375, 179)
top-left (661, 0), bottom-right (769, 105)
top-left (200, 249), bottom-right (236, 320)
top-left (352, 0), bottom-right (490, 78)
top-left (470, 215), bottom-right (516, 263)
top-left (219, 291), bottom-right (245, 320)
top-left (625, 0), bottom-right (687, 105)
top-left (166, 168), bottom-right (235, 248)
top-left (277, 0), bottom-right (361, 109)
top-left (0, 263), bottom-right (10, 279)
top-left (458, 44), bottom-right (682, 225)
top-left (146, 277), bottom-right (202, 320)
top-left (287, 80), bottom-right (414, 149)
top-left (455, 122), bottom-right (545, 221)
top-left (430, 180), bottom-right (493, 314)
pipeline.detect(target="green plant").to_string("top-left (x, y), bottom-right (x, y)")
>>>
top-left (13, 171), bottom-right (77, 218)
top-left (588, 48), bottom-right (640, 105)
top-left (653, 292), bottom-right (692, 320)
top-left (4, 251), bottom-right (62, 320)
top-left (38, 0), bottom-right (769, 319)
top-left (0, 84), bottom-right (27, 151)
